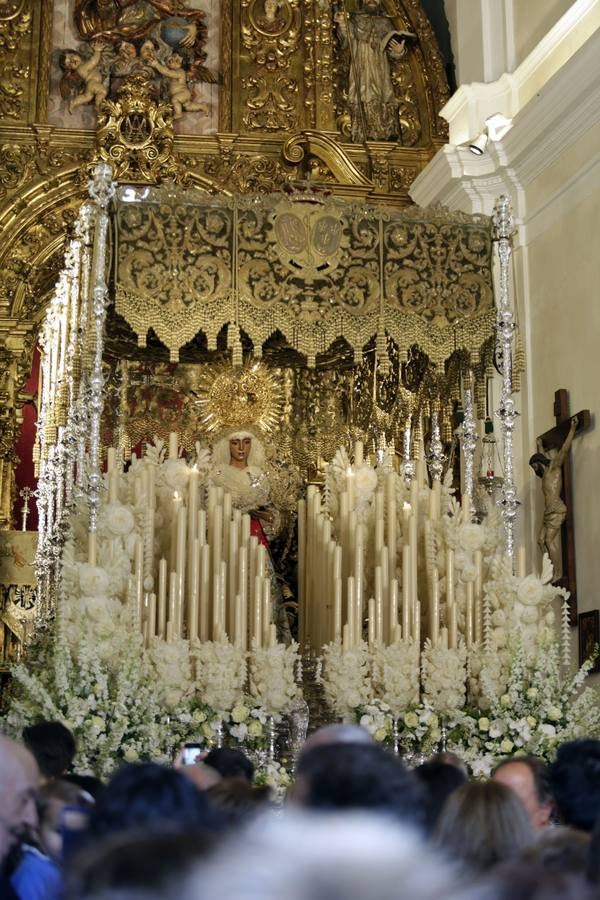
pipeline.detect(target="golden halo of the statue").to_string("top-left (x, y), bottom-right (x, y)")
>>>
top-left (192, 361), bottom-right (284, 434)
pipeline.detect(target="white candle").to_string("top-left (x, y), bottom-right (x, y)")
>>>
top-left (333, 576), bottom-right (342, 642)
top-left (197, 509), bottom-right (206, 546)
top-left (253, 574), bottom-right (263, 647)
top-left (168, 431), bottom-right (178, 460)
top-left (238, 544), bottom-right (248, 650)
top-left (158, 558), bottom-right (167, 640)
top-left (448, 602), bottom-right (457, 649)
top-left (354, 440), bottom-right (364, 466)
top-left (347, 575), bottom-right (355, 649)
top-left (189, 537), bottom-right (200, 641)
top-left (517, 545), bottom-right (526, 578)
top-left (402, 544), bottom-right (411, 640)
top-left (176, 504), bottom-right (186, 630)
top-left (431, 567), bottom-right (440, 647)
top-left (199, 543), bottom-right (210, 641)
top-left (168, 571), bottom-right (178, 641)
top-left (389, 577), bottom-right (399, 639)
top-left (375, 567), bottom-right (383, 645)
top-left (297, 499), bottom-right (306, 644)
top-left (465, 580), bottom-right (474, 648)
top-left (262, 578), bottom-right (271, 645)
top-left (446, 548), bottom-right (455, 608)
top-left (368, 597), bottom-right (376, 647)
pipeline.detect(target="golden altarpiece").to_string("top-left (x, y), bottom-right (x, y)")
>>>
top-left (0, 0), bottom-right (513, 665)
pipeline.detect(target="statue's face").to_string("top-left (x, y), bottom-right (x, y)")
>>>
top-left (229, 436), bottom-right (252, 463)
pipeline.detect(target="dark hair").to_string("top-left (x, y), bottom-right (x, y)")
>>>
top-left (547, 739), bottom-right (600, 831)
top-left (22, 720), bottom-right (76, 779)
top-left (435, 780), bottom-right (535, 873)
top-left (65, 830), bottom-right (215, 899)
top-left (204, 747), bottom-right (254, 783)
top-left (84, 762), bottom-right (223, 843)
top-left (294, 742), bottom-right (426, 830)
top-left (520, 827), bottom-right (590, 875)
top-left (492, 755), bottom-right (552, 806)
top-left (479, 861), bottom-right (598, 900)
top-left (529, 453), bottom-right (550, 468)
top-left (207, 777), bottom-right (272, 826)
top-left (414, 761), bottom-right (467, 833)
top-left (62, 772), bottom-right (105, 802)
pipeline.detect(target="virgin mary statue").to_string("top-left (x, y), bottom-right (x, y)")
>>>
top-left (210, 429), bottom-right (291, 641)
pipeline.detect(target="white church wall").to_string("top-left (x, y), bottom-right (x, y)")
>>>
top-left (512, 0), bottom-right (576, 67)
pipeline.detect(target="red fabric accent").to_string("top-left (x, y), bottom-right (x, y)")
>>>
top-left (250, 515), bottom-right (269, 547)
top-left (13, 349), bottom-right (40, 531)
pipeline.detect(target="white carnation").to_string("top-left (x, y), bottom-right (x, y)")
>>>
top-left (79, 564), bottom-right (110, 597)
top-left (161, 459), bottom-right (189, 492)
top-left (517, 575), bottom-right (544, 607)
top-left (458, 523), bottom-right (485, 553)
top-left (104, 504), bottom-right (135, 537)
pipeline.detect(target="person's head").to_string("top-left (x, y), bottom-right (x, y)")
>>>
top-left (203, 747), bottom-right (254, 783)
top-left (293, 742), bottom-right (425, 831)
top-left (299, 724), bottom-right (373, 758)
top-left (22, 720), bottom-right (76, 781)
top-left (207, 778), bottom-right (272, 826)
top-left (263, 0), bottom-right (279, 19)
top-left (478, 861), bottom-right (598, 900)
top-left (519, 826), bottom-right (590, 876)
top-left (118, 41), bottom-right (136, 62)
top-left (62, 772), bottom-right (105, 802)
top-left (67, 830), bottom-right (217, 899)
top-left (181, 761), bottom-right (222, 792)
top-left (428, 751), bottom-right (469, 778)
top-left (37, 779), bottom-right (93, 863)
top-left (0, 735), bottom-right (39, 864)
top-left (85, 762), bottom-right (223, 843)
top-left (167, 52), bottom-right (183, 70)
top-left (59, 49), bottom-right (82, 71)
top-left (493, 756), bottom-right (553, 830)
top-left (529, 453), bottom-right (550, 478)
top-left (213, 430), bottom-right (265, 469)
top-left (414, 761), bottom-right (467, 834)
top-left (548, 739), bottom-right (600, 831)
top-left (435, 780), bottom-right (535, 873)
top-left (183, 810), bottom-right (466, 900)
top-left (140, 40), bottom-right (156, 61)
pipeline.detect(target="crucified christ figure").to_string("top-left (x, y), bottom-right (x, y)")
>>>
top-left (529, 415), bottom-right (578, 580)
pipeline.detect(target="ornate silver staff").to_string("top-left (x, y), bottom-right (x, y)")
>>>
top-left (492, 196), bottom-right (519, 561)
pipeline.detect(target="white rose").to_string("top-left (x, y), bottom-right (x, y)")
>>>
top-left (162, 459), bottom-right (189, 492)
top-left (79, 563), bottom-right (109, 597)
top-left (521, 606), bottom-right (539, 625)
top-left (123, 747), bottom-right (139, 762)
top-left (84, 595), bottom-right (111, 622)
top-left (459, 564), bottom-right (477, 584)
top-left (527, 688), bottom-right (539, 700)
top-left (104, 504), bottom-right (135, 537)
top-left (547, 706), bottom-right (562, 722)
top-left (458, 523), bottom-right (485, 553)
top-left (539, 723), bottom-right (556, 737)
top-left (500, 739), bottom-right (514, 753)
top-left (231, 705), bottom-right (250, 723)
top-left (353, 464), bottom-right (377, 495)
top-left (90, 716), bottom-right (105, 731)
top-left (517, 575), bottom-right (544, 607)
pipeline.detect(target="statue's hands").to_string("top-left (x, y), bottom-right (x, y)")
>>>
top-left (571, 415), bottom-right (579, 430)
top-left (388, 38), bottom-right (406, 60)
top-left (179, 23), bottom-right (197, 47)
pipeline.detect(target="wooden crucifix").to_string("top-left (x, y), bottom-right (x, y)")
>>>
top-left (531, 389), bottom-right (591, 624)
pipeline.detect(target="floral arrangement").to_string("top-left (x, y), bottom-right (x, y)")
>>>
top-left (191, 639), bottom-right (247, 717)
top-left (370, 639), bottom-right (419, 716)
top-left (321, 639), bottom-right (372, 721)
top-left (6, 625), bottom-right (191, 777)
top-left (421, 639), bottom-right (467, 714)
top-left (248, 641), bottom-right (301, 715)
top-left (448, 637), bottom-right (600, 776)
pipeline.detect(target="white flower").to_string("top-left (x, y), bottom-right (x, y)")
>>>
top-left (353, 464), bottom-right (377, 497)
top-left (521, 607), bottom-right (539, 625)
top-left (230, 723), bottom-right (248, 741)
top-left (123, 747), bottom-right (139, 762)
top-left (527, 687), bottom-right (538, 700)
top-left (458, 523), bottom-right (485, 553)
top-left (500, 739), bottom-right (514, 753)
top-left (500, 694), bottom-right (512, 708)
top-left (478, 717), bottom-right (490, 732)
top-left (231, 704), bottom-right (250, 723)
top-left (539, 723), bottom-right (556, 737)
top-left (78, 564), bottom-right (109, 597)
top-left (162, 459), bottom-right (189, 492)
top-left (104, 504), bottom-right (135, 537)
top-left (517, 575), bottom-right (544, 607)
top-left (547, 706), bottom-right (562, 722)
top-left (248, 720), bottom-right (263, 738)
top-left (90, 716), bottom-right (105, 731)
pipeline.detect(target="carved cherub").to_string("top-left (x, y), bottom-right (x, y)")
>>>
top-left (60, 39), bottom-right (108, 113)
top-left (149, 52), bottom-right (209, 118)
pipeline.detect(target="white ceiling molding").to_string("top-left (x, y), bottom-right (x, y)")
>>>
top-left (410, 24), bottom-right (600, 225)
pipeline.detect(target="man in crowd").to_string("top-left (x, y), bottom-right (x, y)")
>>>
top-left (493, 755), bottom-right (553, 831)
top-left (0, 735), bottom-right (40, 898)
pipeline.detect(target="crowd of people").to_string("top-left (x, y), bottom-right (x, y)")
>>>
top-left (2, 721), bottom-right (600, 899)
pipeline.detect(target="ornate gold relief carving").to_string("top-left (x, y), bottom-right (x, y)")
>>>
top-left (242, 0), bottom-right (302, 70)
top-left (242, 74), bottom-right (298, 133)
top-left (203, 151), bottom-right (295, 194)
top-left (284, 132), bottom-right (373, 187)
top-left (95, 73), bottom-right (182, 183)
top-left (0, 0), bottom-right (31, 121)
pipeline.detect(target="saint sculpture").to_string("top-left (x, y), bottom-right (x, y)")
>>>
top-left (210, 430), bottom-right (292, 642)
